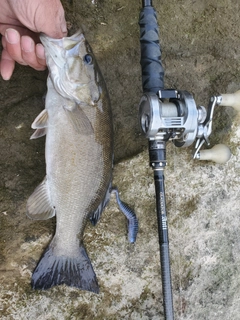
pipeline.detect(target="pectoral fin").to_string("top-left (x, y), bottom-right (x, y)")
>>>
top-left (31, 109), bottom-right (48, 129)
top-left (27, 177), bottom-right (55, 220)
top-left (30, 128), bottom-right (47, 139)
top-left (63, 105), bottom-right (94, 135)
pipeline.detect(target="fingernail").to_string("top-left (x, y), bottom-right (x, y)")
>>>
top-left (5, 28), bottom-right (19, 44)
top-left (36, 44), bottom-right (45, 60)
top-left (21, 37), bottom-right (34, 53)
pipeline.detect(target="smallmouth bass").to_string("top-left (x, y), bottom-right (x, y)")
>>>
top-left (27, 31), bottom-right (138, 293)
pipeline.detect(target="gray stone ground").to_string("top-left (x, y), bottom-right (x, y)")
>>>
top-left (1, 0), bottom-right (240, 319)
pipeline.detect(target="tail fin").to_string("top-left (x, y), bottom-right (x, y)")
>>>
top-left (31, 243), bottom-right (99, 293)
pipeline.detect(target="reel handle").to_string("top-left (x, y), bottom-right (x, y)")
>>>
top-left (220, 90), bottom-right (240, 111)
top-left (198, 144), bottom-right (231, 164)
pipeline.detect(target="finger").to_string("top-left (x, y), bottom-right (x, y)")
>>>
top-left (7, 0), bottom-right (67, 39)
top-left (0, 24), bottom-right (38, 40)
top-left (0, 49), bottom-right (15, 80)
top-left (33, 0), bottom-right (67, 38)
top-left (5, 28), bottom-right (27, 65)
top-left (21, 36), bottom-right (46, 70)
top-left (36, 43), bottom-right (46, 67)
top-left (1, 35), bottom-right (6, 49)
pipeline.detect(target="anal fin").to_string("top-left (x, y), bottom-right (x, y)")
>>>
top-left (27, 177), bottom-right (55, 220)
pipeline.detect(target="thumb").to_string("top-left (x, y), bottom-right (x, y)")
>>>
top-left (8, 0), bottom-right (67, 39)
top-left (33, 0), bottom-right (67, 38)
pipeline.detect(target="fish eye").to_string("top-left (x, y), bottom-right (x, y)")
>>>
top-left (84, 54), bottom-right (93, 65)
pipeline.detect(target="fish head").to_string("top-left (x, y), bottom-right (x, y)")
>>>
top-left (40, 31), bottom-right (101, 106)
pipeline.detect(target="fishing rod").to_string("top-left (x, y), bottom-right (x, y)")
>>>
top-left (138, 0), bottom-right (240, 319)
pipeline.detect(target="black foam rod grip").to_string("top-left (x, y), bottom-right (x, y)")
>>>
top-left (139, 5), bottom-right (164, 93)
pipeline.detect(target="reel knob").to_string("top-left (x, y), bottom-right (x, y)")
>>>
top-left (220, 90), bottom-right (240, 111)
top-left (198, 144), bottom-right (231, 164)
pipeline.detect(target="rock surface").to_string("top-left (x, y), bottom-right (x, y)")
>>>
top-left (1, 0), bottom-right (240, 319)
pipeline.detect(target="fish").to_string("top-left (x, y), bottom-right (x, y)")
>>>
top-left (27, 30), bottom-right (138, 293)
top-left (27, 31), bottom-right (113, 293)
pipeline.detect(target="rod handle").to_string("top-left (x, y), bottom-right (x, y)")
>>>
top-left (139, 5), bottom-right (164, 93)
top-left (220, 90), bottom-right (240, 112)
top-left (199, 144), bottom-right (231, 164)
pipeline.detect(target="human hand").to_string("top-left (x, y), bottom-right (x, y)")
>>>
top-left (0, 0), bottom-right (67, 80)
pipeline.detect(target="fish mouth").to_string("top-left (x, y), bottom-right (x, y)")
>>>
top-left (40, 31), bottom-right (85, 68)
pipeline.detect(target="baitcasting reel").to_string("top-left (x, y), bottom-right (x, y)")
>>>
top-left (139, 89), bottom-right (240, 164)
